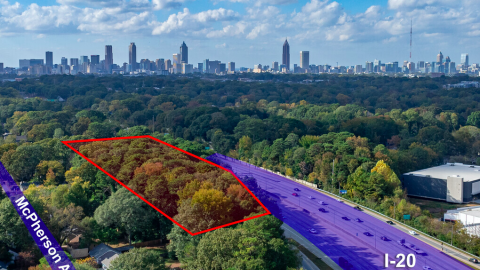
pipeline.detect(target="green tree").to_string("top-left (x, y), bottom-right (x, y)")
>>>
top-left (110, 248), bottom-right (168, 270)
top-left (94, 188), bottom-right (156, 245)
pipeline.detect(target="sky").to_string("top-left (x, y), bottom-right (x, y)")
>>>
top-left (0, 0), bottom-right (479, 68)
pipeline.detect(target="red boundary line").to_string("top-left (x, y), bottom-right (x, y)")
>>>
top-left (61, 135), bottom-right (271, 236)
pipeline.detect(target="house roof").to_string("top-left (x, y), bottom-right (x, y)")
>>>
top-left (89, 243), bottom-right (121, 263)
top-left (102, 254), bottom-right (119, 269)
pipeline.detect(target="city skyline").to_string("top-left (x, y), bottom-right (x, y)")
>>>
top-left (0, 0), bottom-right (479, 67)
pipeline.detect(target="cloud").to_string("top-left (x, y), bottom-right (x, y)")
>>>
top-left (215, 42), bottom-right (228, 48)
top-left (36, 33), bottom-right (46, 38)
top-left (152, 8), bottom-right (240, 35)
top-left (152, 0), bottom-right (187, 10)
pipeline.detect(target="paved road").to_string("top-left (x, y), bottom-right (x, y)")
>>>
top-left (208, 154), bottom-right (475, 270)
top-left (283, 223), bottom-right (342, 270)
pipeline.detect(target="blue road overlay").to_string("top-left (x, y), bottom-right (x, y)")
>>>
top-left (0, 162), bottom-right (75, 270)
top-left (207, 153), bottom-right (474, 270)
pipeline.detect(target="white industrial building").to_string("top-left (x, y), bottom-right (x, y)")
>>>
top-left (401, 163), bottom-right (480, 203)
top-left (445, 206), bottom-right (480, 236)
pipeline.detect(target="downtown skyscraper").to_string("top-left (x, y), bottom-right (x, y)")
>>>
top-left (180, 41), bottom-right (188, 64)
top-left (45, 51), bottom-right (53, 68)
top-left (282, 39), bottom-right (290, 71)
top-left (105, 45), bottom-right (113, 73)
top-left (300, 51), bottom-right (309, 69)
top-left (129, 42), bottom-right (137, 71)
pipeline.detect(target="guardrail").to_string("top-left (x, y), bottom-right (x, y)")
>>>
top-left (213, 154), bottom-right (480, 263)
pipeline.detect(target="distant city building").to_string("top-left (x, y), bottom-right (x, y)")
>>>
top-left (354, 65), bottom-right (362, 73)
top-left (182, 63), bottom-right (193, 74)
top-left (203, 59), bottom-right (210, 73)
top-left (445, 206), bottom-right (480, 237)
top-left (365, 61), bottom-right (373, 73)
top-left (91, 55), bottom-right (100, 65)
top-left (227, 62), bottom-right (235, 72)
top-left (19, 59), bottom-right (44, 69)
top-left (437, 51), bottom-right (443, 64)
top-left (282, 39), bottom-right (290, 71)
top-left (129, 43), bottom-right (136, 71)
top-left (300, 51), bottom-right (309, 69)
top-left (61, 57), bottom-right (68, 67)
top-left (105, 45), bottom-right (113, 73)
top-left (70, 58), bottom-right (79, 67)
top-left (173, 54), bottom-right (180, 65)
top-left (272, 61), bottom-right (279, 71)
top-left (180, 42), bottom-right (188, 64)
top-left (156, 59), bottom-right (165, 70)
top-left (0, 63), bottom-right (3, 72)
top-left (197, 63), bottom-right (203, 73)
top-left (219, 63), bottom-right (226, 73)
top-left (373, 59), bottom-right (381, 73)
top-left (165, 59), bottom-right (172, 71)
top-left (79, 56), bottom-right (89, 66)
top-left (46, 51), bottom-right (53, 68)
top-left (461, 53), bottom-right (469, 69)
top-left (407, 62), bottom-right (415, 73)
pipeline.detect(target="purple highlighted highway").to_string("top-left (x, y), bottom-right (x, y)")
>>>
top-left (207, 153), bottom-right (474, 270)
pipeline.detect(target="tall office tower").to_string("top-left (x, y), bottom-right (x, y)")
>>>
top-left (46, 51), bottom-right (53, 68)
top-left (227, 62), bottom-right (235, 72)
top-left (79, 56), bottom-right (89, 66)
top-left (105, 45), bottom-right (113, 72)
top-left (156, 59), bottom-right (165, 70)
top-left (180, 41), bottom-right (188, 64)
top-left (282, 39), bottom-right (290, 71)
top-left (445, 56), bottom-right (451, 63)
top-left (300, 51), bottom-right (309, 69)
top-left (0, 63), bottom-right (3, 72)
top-left (203, 59), bottom-right (210, 73)
top-left (129, 43), bottom-right (136, 71)
top-left (70, 58), bottom-right (79, 67)
top-left (407, 62), bottom-right (415, 73)
top-left (417, 61), bottom-right (425, 69)
top-left (365, 61), bottom-right (373, 73)
top-left (374, 59), bottom-right (381, 72)
top-left (197, 63), bottom-right (203, 73)
top-left (182, 63), bottom-right (193, 74)
top-left (61, 57), bottom-right (68, 66)
top-left (461, 53), bottom-right (469, 69)
top-left (173, 54), bottom-right (180, 64)
top-left (354, 65), bottom-right (362, 73)
top-left (272, 61), bottom-right (279, 71)
top-left (449, 62), bottom-right (456, 74)
top-left (437, 51), bottom-right (443, 64)
top-left (219, 63), bottom-right (226, 73)
top-left (165, 59), bottom-right (172, 71)
top-left (91, 55), bottom-right (100, 65)
top-left (392, 62), bottom-right (399, 73)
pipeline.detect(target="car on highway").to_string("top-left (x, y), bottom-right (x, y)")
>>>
top-left (308, 196), bottom-right (314, 199)
top-left (341, 216), bottom-right (350, 221)
top-left (318, 201), bottom-right (327, 205)
top-left (386, 221), bottom-right (395, 225)
top-left (423, 266), bottom-right (433, 270)
top-left (409, 230), bottom-right (418, 235)
top-left (292, 193), bottom-right (298, 196)
top-left (336, 199), bottom-right (343, 202)
top-left (469, 258), bottom-right (479, 263)
top-left (380, 236), bottom-right (389, 241)
top-left (354, 218), bottom-right (363, 222)
top-left (318, 208), bottom-right (327, 212)
top-left (363, 232), bottom-right (373, 236)
top-left (294, 188), bottom-right (300, 191)
top-left (309, 228), bottom-right (318, 234)
top-left (354, 206), bottom-right (363, 211)
top-left (303, 209), bottom-right (310, 214)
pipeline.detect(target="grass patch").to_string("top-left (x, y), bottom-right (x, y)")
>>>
top-left (409, 197), bottom-right (476, 218)
top-left (289, 238), bottom-right (334, 270)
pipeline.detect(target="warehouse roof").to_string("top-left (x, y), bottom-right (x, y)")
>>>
top-left (403, 163), bottom-right (480, 182)
top-left (445, 206), bottom-right (480, 219)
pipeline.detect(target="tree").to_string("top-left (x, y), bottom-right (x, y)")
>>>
top-left (49, 203), bottom-right (85, 245)
top-left (467, 111), bottom-right (480, 128)
top-left (94, 188), bottom-right (156, 245)
top-left (110, 248), bottom-right (168, 270)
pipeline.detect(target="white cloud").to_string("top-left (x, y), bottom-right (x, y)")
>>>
top-left (152, 0), bottom-right (187, 10)
top-left (215, 42), bottom-right (228, 48)
top-left (152, 8), bottom-right (239, 35)
top-left (36, 33), bottom-right (46, 38)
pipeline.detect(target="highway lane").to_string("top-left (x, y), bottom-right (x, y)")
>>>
top-left (209, 154), bottom-right (475, 270)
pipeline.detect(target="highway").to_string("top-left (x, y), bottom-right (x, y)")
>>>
top-left (208, 154), bottom-right (475, 270)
